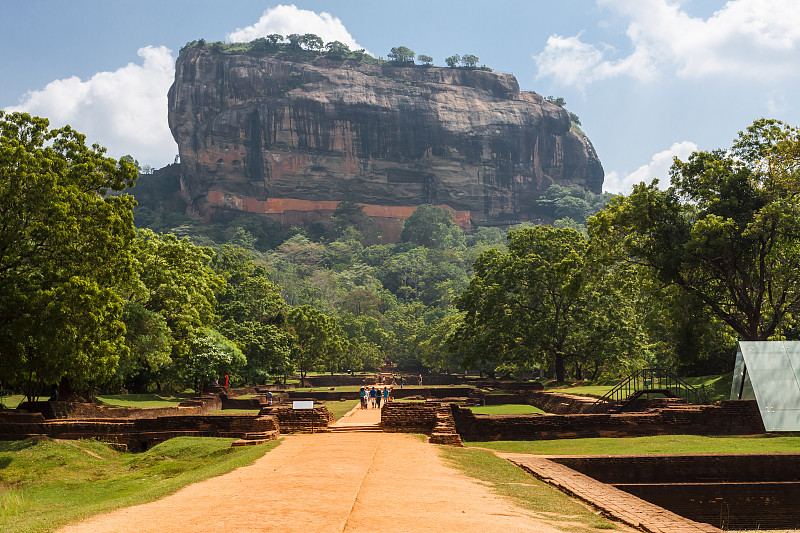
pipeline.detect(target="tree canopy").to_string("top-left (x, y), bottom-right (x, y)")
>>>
top-left (0, 112), bottom-right (138, 401)
top-left (590, 119), bottom-right (800, 341)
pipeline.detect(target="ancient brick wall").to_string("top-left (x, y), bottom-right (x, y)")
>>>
top-left (380, 402), bottom-right (438, 433)
top-left (451, 400), bottom-right (765, 441)
top-left (617, 481), bottom-right (800, 530)
top-left (391, 387), bottom-right (474, 399)
top-left (0, 411), bottom-right (279, 451)
top-left (258, 406), bottom-right (333, 433)
top-left (552, 454), bottom-right (800, 483)
top-left (480, 394), bottom-right (527, 405)
top-left (17, 396), bottom-right (222, 420)
top-left (525, 391), bottom-right (601, 414)
top-left (552, 454), bottom-right (800, 530)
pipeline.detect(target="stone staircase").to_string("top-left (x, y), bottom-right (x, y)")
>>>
top-left (428, 404), bottom-right (463, 446)
top-left (231, 429), bottom-right (280, 446)
top-left (328, 424), bottom-right (383, 433)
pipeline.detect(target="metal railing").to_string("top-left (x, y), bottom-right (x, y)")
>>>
top-left (589, 368), bottom-right (699, 412)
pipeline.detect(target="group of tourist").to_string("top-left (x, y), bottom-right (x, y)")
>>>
top-left (359, 386), bottom-right (390, 409)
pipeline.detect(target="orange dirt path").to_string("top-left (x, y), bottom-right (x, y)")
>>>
top-left (58, 408), bottom-right (608, 533)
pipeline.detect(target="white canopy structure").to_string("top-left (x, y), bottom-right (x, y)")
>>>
top-left (731, 341), bottom-right (800, 431)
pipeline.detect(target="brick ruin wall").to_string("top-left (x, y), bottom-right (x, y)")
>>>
top-left (258, 406), bottom-right (333, 433)
top-left (0, 411), bottom-right (279, 452)
top-left (17, 396), bottom-right (222, 419)
top-left (380, 402), bottom-right (438, 434)
top-left (524, 391), bottom-right (601, 414)
top-left (552, 454), bottom-right (800, 530)
top-left (283, 386), bottom-right (474, 402)
top-left (451, 400), bottom-right (765, 441)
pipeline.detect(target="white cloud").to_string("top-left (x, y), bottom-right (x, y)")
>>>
top-left (604, 140), bottom-right (698, 194)
top-left (536, 0), bottom-right (800, 87)
top-left (226, 4), bottom-right (365, 51)
top-left (6, 46), bottom-right (177, 166)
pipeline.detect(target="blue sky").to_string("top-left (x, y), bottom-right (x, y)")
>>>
top-left (2, 0), bottom-right (798, 193)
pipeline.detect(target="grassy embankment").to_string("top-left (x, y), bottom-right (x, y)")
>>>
top-left (440, 446), bottom-right (623, 531)
top-left (0, 437), bottom-right (277, 533)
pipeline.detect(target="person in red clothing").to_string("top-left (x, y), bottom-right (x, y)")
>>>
top-left (224, 374), bottom-right (229, 387)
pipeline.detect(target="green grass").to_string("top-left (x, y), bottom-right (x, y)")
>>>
top-left (546, 373), bottom-right (733, 405)
top-left (321, 400), bottom-right (359, 420)
top-left (0, 395), bottom-right (23, 409)
top-left (466, 434), bottom-right (800, 455)
top-left (439, 446), bottom-right (625, 531)
top-left (468, 404), bottom-right (545, 415)
top-left (95, 393), bottom-right (195, 408)
top-left (0, 436), bottom-right (278, 533)
top-left (682, 373), bottom-right (733, 403)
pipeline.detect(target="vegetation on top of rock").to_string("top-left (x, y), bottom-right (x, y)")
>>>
top-left (180, 36), bottom-right (492, 71)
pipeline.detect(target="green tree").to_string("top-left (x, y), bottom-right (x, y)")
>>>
top-left (324, 41), bottom-right (351, 59)
top-left (185, 328), bottom-right (246, 392)
top-left (445, 55), bottom-right (460, 68)
top-left (124, 230), bottom-right (222, 390)
top-left (0, 112), bottom-right (138, 401)
top-left (590, 119), bottom-right (800, 341)
top-left (287, 305), bottom-right (349, 379)
top-left (417, 54), bottom-right (434, 66)
top-left (400, 204), bottom-right (465, 249)
top-left (300, 33), bottom-right (324, 51)
top-left (456, 226), bottom-right (640, 381)
top-left (214, 246), bottom-right (293, 384)
top-left (286, 34), bottom-right (302, 49)
top-left (546, 96), bottom-right (566, 107)
top-left (461, 54), bottom-right (479, 68)
top-left (388, 46), bottom-right (415, 63)
top-left (266, 34), bottom-right (283, 46)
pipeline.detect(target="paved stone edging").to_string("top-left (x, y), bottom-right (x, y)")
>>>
top-left (503, 454), bottom-right (722, 533)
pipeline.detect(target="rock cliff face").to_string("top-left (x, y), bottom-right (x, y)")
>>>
top-left (168, 48), bottom-right (603, 233)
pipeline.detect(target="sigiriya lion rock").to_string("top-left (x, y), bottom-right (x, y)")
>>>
top-left (167, 45), bottom-right (603, 238)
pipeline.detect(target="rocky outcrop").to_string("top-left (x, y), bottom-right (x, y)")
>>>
top-left (168, 48), bottom-right (603, 233)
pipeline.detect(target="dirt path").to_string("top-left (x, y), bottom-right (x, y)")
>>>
top-left (59, 408), bottom-right (603, 533)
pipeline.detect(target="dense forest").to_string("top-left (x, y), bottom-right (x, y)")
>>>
top-left (2, 110), bottom-right (799, 402)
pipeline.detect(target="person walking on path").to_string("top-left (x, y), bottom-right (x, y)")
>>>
top-left (359, 386), bottom-right (367, 409)
top-left (375, 387), bottom-right (382, 409)
top-left (369, 387), bottom-right (377, 408)
top-left (419, 374), bottom-right (423, 386)
top-left (382, 386), bottom-right (389, 405)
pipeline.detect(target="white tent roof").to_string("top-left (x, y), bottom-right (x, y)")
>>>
top-left (731, 341), bottom-right (800, 431)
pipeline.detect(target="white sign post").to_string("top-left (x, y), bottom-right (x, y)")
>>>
top-left (292, 400), bottom-right (315, 432)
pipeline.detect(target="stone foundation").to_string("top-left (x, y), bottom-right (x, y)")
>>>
top-left (258, 406), bottom-right (333, 433)
top-left (452, 400), bottom-right (764, 441)
top-left (0, 413), bottom-right (279, 452)
top-left (551, 454), bottom-right (800, 530)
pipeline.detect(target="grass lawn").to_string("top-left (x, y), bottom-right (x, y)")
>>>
top-left (321, 400), bottom-right (359, 420)
top-left (439, 446), bottom-right (624, 531)
top-left (0, 395), bottom-right (24, 409)
top-left (95, 393), bottom-right (195, 408)
top-left (468, 404), bottom-right (545, 415)
top-left (545, 373), bottom-right (733, 405)
top-left (0, 436), bottom-right (278, 533)
top-left (682, 373), bottom-right (733, 403)
top-left (466, 434), bottom-right (800, 455)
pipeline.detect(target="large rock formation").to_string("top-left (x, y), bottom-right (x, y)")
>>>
top-left (168, 48), bottom-right (603, 235)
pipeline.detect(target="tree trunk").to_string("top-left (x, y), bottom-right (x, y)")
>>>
top-left (555, 353), bottom-right (566, 382)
